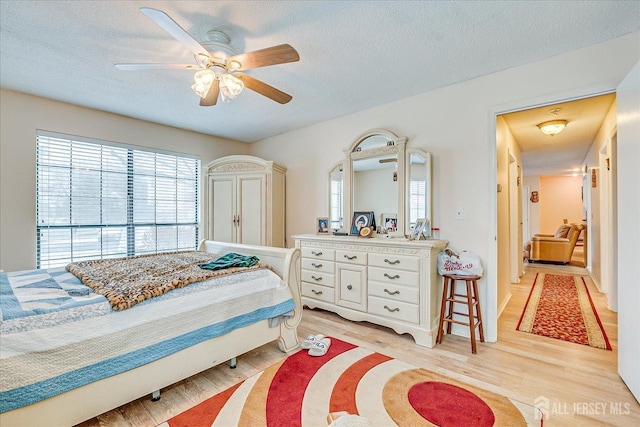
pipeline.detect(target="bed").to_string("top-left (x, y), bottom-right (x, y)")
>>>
top-left (0, 240), bottom-right (302, 427)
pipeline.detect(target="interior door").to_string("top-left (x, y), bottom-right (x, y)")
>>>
top-left (237, 174), bottom-right (264, 246)
top-left (616, 60), bottom-right (639, 402)
top-left (209, 176), bottom-right (236, 243)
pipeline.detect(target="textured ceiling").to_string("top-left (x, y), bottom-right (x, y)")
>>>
top-left (1, 1), bottom-right (639, 174)
top-left (502, 93), bottom-right (617, 176)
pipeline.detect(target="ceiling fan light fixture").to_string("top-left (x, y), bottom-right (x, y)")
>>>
top-left (191, 82), bottom-right (210, 98)
top-left (191, 69), bottom-right (216, 98)
top-left (219, 73), bottom-right (244, 101)
top-left (194, 69), bottom-right (216, 86)
top-left (537, 119), bottom-right (568, 137)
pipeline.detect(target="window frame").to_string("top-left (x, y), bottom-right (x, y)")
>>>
top-left (36, 131), bottom-right (200, 268)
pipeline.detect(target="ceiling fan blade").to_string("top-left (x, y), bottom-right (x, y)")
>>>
top-left (115, 63), bottom-right (200, 71)
top-left (140, 7), bottom-right (209, 58)
top-left (200, 79), bottom-right (220, 106)
top-left (228, 44), bottom-right (299, 71)
top-left (235, 72), bottom-right (293, 104)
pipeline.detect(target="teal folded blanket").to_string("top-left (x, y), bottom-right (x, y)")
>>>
top-left (198, 252), bottom-right (260, 270)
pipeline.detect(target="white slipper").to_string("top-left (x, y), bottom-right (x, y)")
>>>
top-left (309, 338), bottom-right (331, 356)
top-left (301, 334), bottom-right (325, 350)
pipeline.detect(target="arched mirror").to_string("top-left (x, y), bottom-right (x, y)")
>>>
top-left (328, 162), bottom-right (344, 231)
top-left (343, 129), bottom-right (406, 237)
top-left (328, 129), bottom-right (432, 239)
top-left (405, 149), bottom-right (432, 236)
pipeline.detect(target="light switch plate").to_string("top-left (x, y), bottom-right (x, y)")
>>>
top-left (455, 207), bottom-right (464, 220)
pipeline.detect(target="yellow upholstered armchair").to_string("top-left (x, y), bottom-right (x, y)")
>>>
top-left (527, 223), bottom-right (585, 264)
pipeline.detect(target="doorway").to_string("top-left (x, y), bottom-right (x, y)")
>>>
top-left (497, 92), bottom-right (615, 283)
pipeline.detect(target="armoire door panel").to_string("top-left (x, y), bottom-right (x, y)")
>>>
top-left (238, 175), bottom-right (264, 246)
top-left (209, 177), bottom-right (236, 243)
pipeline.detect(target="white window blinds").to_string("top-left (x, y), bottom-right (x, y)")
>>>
top-left (330, 179), bottom-right (343, 230)
top-left (36, 132), bottom-right (200, 268)
top-left (409, 179), bottom-right (426, 228)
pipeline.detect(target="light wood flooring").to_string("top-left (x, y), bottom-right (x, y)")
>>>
top-left (80, 262), bottom-right (639, 427)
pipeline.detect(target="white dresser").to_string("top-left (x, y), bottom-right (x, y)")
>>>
top-left (293, 234), bottom-right (447, 347)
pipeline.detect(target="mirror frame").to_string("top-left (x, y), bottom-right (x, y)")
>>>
top-left (343, 129), bottom-right (407, 237)
top-left (405, 148), bottom-right (432, 237)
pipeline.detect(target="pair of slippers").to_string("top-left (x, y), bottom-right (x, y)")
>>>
top-left (301, 334), bottom-right (331, 356)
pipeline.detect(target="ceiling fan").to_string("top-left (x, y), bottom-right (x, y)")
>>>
top-left (115, 8), bottom-right (300, 106)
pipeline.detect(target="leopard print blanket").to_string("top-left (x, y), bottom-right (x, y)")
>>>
top-left (66, 251), bottom-right (267, 311)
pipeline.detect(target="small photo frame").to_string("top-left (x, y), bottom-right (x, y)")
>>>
top-left (410, 218), bottom-right (428, 241)
top-left (316, 217), bottom-right (330, 234)
top-left (350, 211), bottom-right (374, 235)
top-left (381, 213), bottom-right (397, 232)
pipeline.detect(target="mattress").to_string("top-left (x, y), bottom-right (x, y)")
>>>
top-left (0, 266), bottom-right (295, 412)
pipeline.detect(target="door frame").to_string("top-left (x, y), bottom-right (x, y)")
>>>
top-left (490, 85), bottom-right (615, 341)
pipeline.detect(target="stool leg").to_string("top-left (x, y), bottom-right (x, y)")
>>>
top-left (472, 280), bottom-right (485, 343)
top-left (436, 276), bottom-right (449, 344)
top-left (466, 280), bottom-right (477, 354)
top-left (445, 277), bottom-right (456, 335)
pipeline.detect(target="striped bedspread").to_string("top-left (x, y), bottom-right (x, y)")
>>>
top-left (0, 267), bottom-right (295, 413)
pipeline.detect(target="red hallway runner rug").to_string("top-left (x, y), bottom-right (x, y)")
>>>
top-left (516, 273), bottom-right (611, 350)
top-left (162, 338), bottom-right (536, 426)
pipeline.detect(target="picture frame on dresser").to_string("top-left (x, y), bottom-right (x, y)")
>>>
top-left (410, 218), bottom-right (428, 240)
top-left (381, 213), bottom-right (397, 232)
top-left (350, 211), bottom-right (374, 235)
top-left (316, 217), bottom-right (330, 234)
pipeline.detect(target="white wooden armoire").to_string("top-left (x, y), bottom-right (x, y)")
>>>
top-left (205, 155), bottom-right (286, 247)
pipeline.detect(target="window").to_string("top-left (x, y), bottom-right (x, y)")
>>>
top-left (409, 179), bottom-right (426, 228)
top-left (36, 132), bottom-right (199, 268)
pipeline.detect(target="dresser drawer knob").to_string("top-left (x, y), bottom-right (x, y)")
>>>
top-left (384, 305), bottom-right (400, 313)
top-left (347, 284), bottom-right (353, 290)
top-left (344, 254), bottom-right (357, 260)
top-left (311, 251), bottom-right (323, 256)
top-left (384, 273), bottom-right (400, 280)
top-left (311, 275), bottom-right (323, 281)
top-left (311, 262), bottom-right (323, 268)
top-left (384, 258), bottom-right (400, 265)
top-left (384, 288), bottom-right (400, 295)
top-left (312, 289), bottom-right (323, 295)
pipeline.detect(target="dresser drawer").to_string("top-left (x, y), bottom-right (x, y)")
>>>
top-left (302, 258), bottom-right (335, 273)
top-left (301, 247), bottom-right (335, 261)
top-left (368, 266), bottom-right (419, 287)
top-left (302, 283), bottom-right (335, 303)
top-left (368, 295), bottom-right (419, 324)
top-left (302, 270), bottom-right (335, 287)
top-left (336, 249), bottom-right (367, 266)
top-left (368, 253), bottom-right (420, 271)
top-left (368, 280), bottom-right (419, 304)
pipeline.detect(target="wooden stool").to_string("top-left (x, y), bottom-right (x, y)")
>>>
top-left (436, 274), bottom-right (484, 353)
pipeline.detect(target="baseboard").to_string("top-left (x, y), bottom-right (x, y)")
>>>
top-left (497, 292), bottom-right (512, 319)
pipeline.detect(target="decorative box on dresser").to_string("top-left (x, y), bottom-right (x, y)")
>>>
top-left (294, 234), bottom-right (447, 348)
top-left (205, 155), bottom-right (286, 247)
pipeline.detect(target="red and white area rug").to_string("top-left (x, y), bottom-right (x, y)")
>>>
top-left (163, 338), bottom-right (536, 426)
top-left (516, 273), bottom-right (611, 350)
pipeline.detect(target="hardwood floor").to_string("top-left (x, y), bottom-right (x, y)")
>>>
top-left (80, 263), bottom-right (639, 427)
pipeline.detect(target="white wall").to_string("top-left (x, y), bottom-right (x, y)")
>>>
top-left (616, 60), bottom-right (640, 403)
top-left (251, 32), bottom-right (640, 341)
top-left (523, 176), bottom-right (541, 236)
top-left (0, 90), bottom-right (249, 272)
top-left (539, 175), bottom-right (584, 233)
top-left (583, 100), bottom-right (618, 291)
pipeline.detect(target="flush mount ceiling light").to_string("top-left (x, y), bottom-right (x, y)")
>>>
top-left (537, 119), bottom-right (569, 137)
